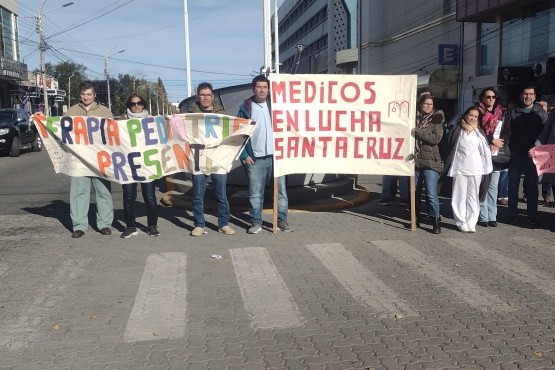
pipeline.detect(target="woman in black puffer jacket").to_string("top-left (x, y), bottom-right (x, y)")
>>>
top-left (413, 94), bottom-right (445, 234)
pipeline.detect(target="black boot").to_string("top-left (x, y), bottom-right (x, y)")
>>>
top-left (432, 216), bottom-right (441, 234)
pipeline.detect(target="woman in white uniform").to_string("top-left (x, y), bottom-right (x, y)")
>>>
top-left (443, 106), bottom-right (493, 232)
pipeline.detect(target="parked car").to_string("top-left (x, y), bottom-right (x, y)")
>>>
top-left (0, 108), bottom-right (42, 157)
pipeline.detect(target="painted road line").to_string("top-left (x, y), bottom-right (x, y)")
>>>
top-left (306, 243), bottom-right (417, 318)
top-left (123, 252), bottom-right (187, 342)
top-left (0, 258), bottom-right (91, 351)
top-left (374, 240), bottom-right (512, 312)
top-left (446, 238), bottom-right (555, 297)
top-left (230, 247), bottom-right (304, 330)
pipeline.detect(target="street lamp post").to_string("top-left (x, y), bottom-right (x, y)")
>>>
top-left (104, 47), bottom-right (124, 112)
top-left (67, 72), bottom-right (75, 107)
top-left (37, 0), bottom-right (73, 115)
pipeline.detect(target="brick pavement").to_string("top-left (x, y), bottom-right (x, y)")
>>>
top-left (0, 175), bottom-right (554, 369)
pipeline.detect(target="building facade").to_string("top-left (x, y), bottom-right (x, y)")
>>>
top-left (457, 0), bottom-right (555, 108)
top-left (274, 0), bottom-right (357, 75)
top-left (0, 0), bottom-right (28, 110)
top-left (357, 0), bottom-right (460, 117)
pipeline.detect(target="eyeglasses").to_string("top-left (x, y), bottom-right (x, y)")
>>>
top-left (129, 101), bottom-right (144, 107)
top-left (199, 94), bottom-right (213, 98)
top-left (485, 95), bottom-right (496, 99)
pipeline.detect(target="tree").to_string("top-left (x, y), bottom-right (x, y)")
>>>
top-left (43, 62), bottom-right (87, 107)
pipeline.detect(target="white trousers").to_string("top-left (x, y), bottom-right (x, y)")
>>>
top-left (451, 175), bottom-right (481, 230)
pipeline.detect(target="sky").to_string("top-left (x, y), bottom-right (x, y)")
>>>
top-left (17, 0), bottom-right (284, 103)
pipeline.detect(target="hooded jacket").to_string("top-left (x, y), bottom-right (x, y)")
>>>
top-left (414, 110), bottom-right (445, 173)
top-left (187, 101), bottom-right (226, 114)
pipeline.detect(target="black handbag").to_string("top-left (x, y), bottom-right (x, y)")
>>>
top-left (492, 145), bottom-right (511, 164)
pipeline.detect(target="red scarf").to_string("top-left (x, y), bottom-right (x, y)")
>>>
top-left (479, 102), bottom-right (503, 136)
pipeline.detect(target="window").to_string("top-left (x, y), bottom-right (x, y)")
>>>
top-left (477, 22), bottom-right (496, 75)
top-left (501, 8), bottom-right (555, 65)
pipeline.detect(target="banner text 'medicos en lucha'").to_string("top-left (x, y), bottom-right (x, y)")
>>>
top-left (33, 113), bottom-right (254, 184)
top-left (270, 74), bottom-right (416, 177)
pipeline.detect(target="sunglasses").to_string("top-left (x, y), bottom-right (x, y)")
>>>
top-left (485, 95), bottom-right (496, 99)
top-left (129, 101), bottom-right (145, 107)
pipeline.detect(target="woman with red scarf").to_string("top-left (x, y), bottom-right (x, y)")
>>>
top-left (477, 87), bottom-right (509, 227)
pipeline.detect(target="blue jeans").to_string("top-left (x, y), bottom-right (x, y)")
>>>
top-left (415, 168), bottom-right (440, 217)
top-left (122, 182), bottom-right (158, 227)
top-left (246, 157), bottom-right (288, 224)
top-left (508, 155), bottom-right (538, 220)
top-left (192, 173), bottom-right (230, 228)
top-left (381, 176), bottom-right (409, 202)
top-left (497, 169), bottom-right (508, 198)
top-left (479, 171), bottom-right (500, 222)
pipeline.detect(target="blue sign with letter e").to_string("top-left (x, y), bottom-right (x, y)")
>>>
top-left (438, 44), bottom-right (458, 65)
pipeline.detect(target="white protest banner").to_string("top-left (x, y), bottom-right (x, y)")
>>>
top-left (33, 113), bottom-right (254, 184)
top-left (269, 74), bottom-right (416, 177)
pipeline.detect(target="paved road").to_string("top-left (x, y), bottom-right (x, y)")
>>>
top-left (1, 150), bottom-right (555, 369)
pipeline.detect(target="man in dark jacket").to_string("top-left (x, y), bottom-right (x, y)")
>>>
top-left (187, 82), bottom-right (235, 237)
top-left (506, 85), bottom-right (549, 226)
top-left (237, 75), bottom-right (293, 234)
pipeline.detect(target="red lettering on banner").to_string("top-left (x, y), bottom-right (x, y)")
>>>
top-left (97, 151), bottom-right (111, 176)
top-left (173, 143), bottom-right (191, 170)
top-left (304, 111), bottom-right (316, 131)
top-left (320, 136), bottom-right (332, 157)
top-left (106, 119), bottom-right (120, 146)
top-left (73, 117), bottom-right (89, 144)
top-left (287, 111), bottom-right (299, 132)
top-left (273, 110), bottom-right (284, 132)
top-left (288, 137), bottom-right (299, 157)
top-left (393, 138), bottom-right (404, 159)
top-left (289, 81), bottom-right (301, 103)
top-left (340, 82), bottom-right (360, 103)
top-left (326, 81), bottom-right (338, 103)
top-left (305, 81), bottom-right (316, 103)
top-left (368, 111), bottom-right (381, 132)
top-left (271, 81), bottom-right (287, 103)
top-left (302, 137), bottom-right (315, 157)
top-left (367, 137), bottom-right (378, 158)
top-left (319, 111), bottom-right (332, 131)
top-left (335, 110), bottom-right (347, 131)
top-left (335, 137), bottom-right (348, 158)
top-left (354, 137), bottom-right (363, 158)
top-left (275, 137), bottom-right (283, 160)
top-left (364, 82), bottom-right (376, 104)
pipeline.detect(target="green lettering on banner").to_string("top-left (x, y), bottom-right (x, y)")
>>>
top-left (46, 116), bottom-right (61, 134)
top-left (127, 119), bottom-right (142, 147)
top-left (144, 149), bottom-right (162, 179)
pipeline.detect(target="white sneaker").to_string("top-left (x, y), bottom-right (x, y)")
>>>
top-left (248, 223), bottom-right (262, 234)
top-left (218, 225), bottom-right (236, 235)
top-left (191, 227), bottom-right (205, 237)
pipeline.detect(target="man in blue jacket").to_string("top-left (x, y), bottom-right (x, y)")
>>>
top-left (237, 75), bottom-right (293, 234)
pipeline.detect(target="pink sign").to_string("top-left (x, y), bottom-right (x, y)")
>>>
top-left (531, 144), bottom-right (555, 175)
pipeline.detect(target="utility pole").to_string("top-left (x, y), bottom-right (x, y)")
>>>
top-left (68, 72), bottom-right (75, 107)
top-left (37, 0), bottom-right (73, 115)
top-left (183, 0), bottom-right (191, 97)
top-left (104, 47), bottom-right (124, 112)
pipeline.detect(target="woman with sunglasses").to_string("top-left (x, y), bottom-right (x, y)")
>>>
top-left (413, 94), bottom-right (445, 234)
top-left (120, 93), bottom-right (160, 238)
top-left (477, 87), bottom-right (509, 228)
